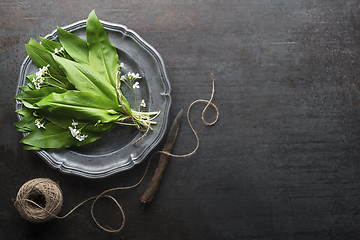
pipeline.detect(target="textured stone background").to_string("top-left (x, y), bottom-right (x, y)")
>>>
top-left (1, 0), bottom-right (360, 239)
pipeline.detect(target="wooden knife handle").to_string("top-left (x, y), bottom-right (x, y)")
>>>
top-left (140, 152), bottom-right (170, 206)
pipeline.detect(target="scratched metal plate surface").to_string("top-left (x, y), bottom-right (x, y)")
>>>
top-left (15, 20), bottom-right (171, 178)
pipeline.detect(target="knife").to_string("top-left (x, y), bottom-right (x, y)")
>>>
top-left (140, 109), bottom-right (183, 207)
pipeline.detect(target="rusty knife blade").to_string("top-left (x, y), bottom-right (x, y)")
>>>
top-left (162, 109), bottom-right (183, 152)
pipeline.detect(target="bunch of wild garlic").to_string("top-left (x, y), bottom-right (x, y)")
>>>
top-left (15, 10), bottom-right (159, 150)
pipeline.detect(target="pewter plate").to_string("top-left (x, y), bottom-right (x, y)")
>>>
top-left (15, 20), bottom-right (171, 178)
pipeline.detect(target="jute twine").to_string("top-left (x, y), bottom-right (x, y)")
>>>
top-left (14, 73), bottom-right (219, 232)
top-left (14, 178), bottom-right (63, 223)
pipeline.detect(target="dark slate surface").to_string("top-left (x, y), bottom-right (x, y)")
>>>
top-left (1, 0), bottom-right (360, 239)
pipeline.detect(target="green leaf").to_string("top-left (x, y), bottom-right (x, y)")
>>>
top-left (24, 73), bottom-right (37, 90)
top-left (21, 100), bottom-right (41, 109)
top-left (25, 40), bottom-right (73, 89)
top-left (39, 37), bottom-right (74, 61)
top-left (39, 37), bottom-right (62, 53)
top-left (57, 27), bottom-right (89, 64)
top-left (26, 39), bottom-right (64, 76)
top-left (15, 86), bottom-right (67, 101)
top-left (16, 107), bottom-right (33, 117)
top-left (14, 107), bottom-right (38, 132)
top-left (86, 10), bottom-right (119, 87)
top-left (35, 91), bottom-right (125, 123)
top-left (53, 54), bottom-right (118, 102)
top-left (15, 86), bottom-right (68, 110)
top-left (20, 122), bottom-right (79, 149)
top-left (20, 121), bottom-right (111, 149)
top-left (37, 108), bottom-right (115, 133)
top-left (14, 113), bottom-right (37, 132)
top-left (23, 144), bottom-right (42, 151)
top-left (84, 121), bottom-right (115, 133)
top-left (19, 84), bottom-right (33, 92)
top-left (26, 73), bottom-right (36, 80)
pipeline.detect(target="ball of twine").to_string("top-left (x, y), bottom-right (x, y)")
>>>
top-left (14, 178), bottom-right (63, 223)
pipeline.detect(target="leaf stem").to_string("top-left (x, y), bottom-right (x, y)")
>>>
top-left (131, 87), bottom-right (138, 111)
top-left (119, 74), bottom-right (138, 111)
top-left (43, 82), bottom-right (66, 89)
top-left (46, 73), bottom-right (66, 87)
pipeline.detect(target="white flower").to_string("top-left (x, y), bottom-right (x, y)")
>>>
top-left (35, 119), bottom-right (46, 129)
top-left (32, 64), bottom-right (49, 89)
top-left (132, 81), bottom-right (140, 89)
top-left (38, 64), bottom-right (50, 75)
top-left (72, 119), bottom-right (78, 127)
top-left (69, 126), bottom-right (80, 138)
top-left (32, 77), bottom-right (44, 90)
top-left (36, 71), bottom-right (43, 78)
top-left (32, 79), bottom-right (41, 90)
top-left (119, 62), bottom-right (124, 68)
top-left (69, 121), bottom-right (88, 142)
top-left (140, 99), bottom-right (146, 108)
top-left (75, 134), bottom-right (88, 141)
top-left (128, 72), bottom-right (141, 79)
top-left (120, 75), bottom-right (126, 81)
top-left (120, 72), bottom-right (142, 82)
top-left (54, 47), bottom-right (64, 54)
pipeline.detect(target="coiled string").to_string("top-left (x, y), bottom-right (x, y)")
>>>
top-left (14, 73), bottom-right (219, 232)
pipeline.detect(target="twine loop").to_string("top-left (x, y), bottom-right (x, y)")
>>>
top-left (158, 72), bottom-right (219, 158)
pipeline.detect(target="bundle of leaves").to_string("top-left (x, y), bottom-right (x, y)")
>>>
top-left (15, 10), bottom-right (159, 151)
